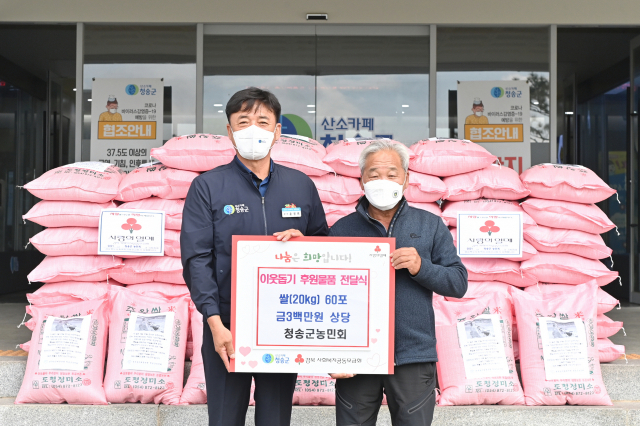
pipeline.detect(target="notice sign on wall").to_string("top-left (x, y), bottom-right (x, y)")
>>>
top-left (90, 78), bottom-right (164, 172)
top-left (231, 236), bottom-right (395, 374)
top-left (457, 212), bottom-right (523, 258)
top-left (98, 209), bottom-right (165, 256)
top-left (457, 80), bottom-right (530, 173)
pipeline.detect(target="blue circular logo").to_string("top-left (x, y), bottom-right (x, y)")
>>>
top-left (262, 354), bottom-right (274, 364)
top-left (223, 205), bottom-right (235, 215)
top-left (490, 87), bottom-right (504, 98)
top-left (125, 84), bottom-right (139, 95)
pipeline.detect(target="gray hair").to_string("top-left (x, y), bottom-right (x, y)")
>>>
top-left (358, 140), bottom-right (410, 175)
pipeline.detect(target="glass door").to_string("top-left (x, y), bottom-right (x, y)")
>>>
top-left (629, 36), bottom-right (640, 303)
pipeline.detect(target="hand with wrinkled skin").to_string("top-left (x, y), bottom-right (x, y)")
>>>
top-left (391, 247), bottom-right (422, 276)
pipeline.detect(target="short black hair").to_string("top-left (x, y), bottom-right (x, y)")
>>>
top-left (225, 87), bottom-right (281, 124)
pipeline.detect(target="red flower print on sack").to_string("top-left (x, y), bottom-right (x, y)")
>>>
top-left (121, 218), bottom-right (142, 234)
top-left (479, 220), bottom-right (500, 236)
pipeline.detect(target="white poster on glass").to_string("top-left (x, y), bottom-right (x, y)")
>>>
top-left (457, 80), bottom-right (530, 173)
top-left (90, 78), bottom-right (164, 172)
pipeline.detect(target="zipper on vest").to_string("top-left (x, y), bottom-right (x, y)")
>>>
top-left (261, 197), bottom-right (268, 235)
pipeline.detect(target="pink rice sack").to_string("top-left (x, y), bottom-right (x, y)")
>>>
top-left (520, 164), bottom-right (616, 204)
top-left (523, 225), bottom-right (612, 260)
top-left (520, 253), bottom-right (618, 286)
top-left (461, 258), bottom-right (536, 287)
top-left (449, 227), bottom-right (537, 261)
top-left (150, 134), bottom-right (236, 172)
top-left (271, 135), bottom-right (333, 176)
top-left (126, 283), bottom-right (190, 299)
top-left (444, 280), bottom-right (519, 341)
top-left (15, 296), bottom-right (110, 404)
top-left (30, 227), bottom-right (99, 256)
top-left (27, 255), bottom-right (124, 284)
top-left (323, 139), bottom-right (411, 178)
top-left (323, 202), bottom-right (357, 227)
top-left (598, 338), bottom-right (625, 363)
top-left (407, 202), bottom-right (448, 227)
top-left (110, 256), bottom-right (185, 284)
top-left (23, 200), bottom-right (116, 228)
top-left (165, 229), bottom-right (181, 257)
top-left (521, 198), bottom-right (616, 235)
top-left (310, 174), bottom-right (362, 205)
top-left (408, 138), bottom-right (497, 177)
top-left (27, 281), bottom-right (121, 305)
top-left (443, 164), bottom-right (530, 201)
top-left (404, 172), bottom-right (447, 203)
top-left (441, 199), bottom-right (536, 228)
top-left (524, 283), bottom-right (619, 315)
top-left (180, 302), bottom-right (206, 404)
top-left (293, 375), bottom-right (337, 405)
top-left (511, 282), bottom-right (612, 406)
top-left (597, 314), bottom-right (624, 338)
top-left (119, 198), bottom-right (184, 231)
top-left (24, 162), bottom-right (123, 203)
top-left (433, 292), bottom-right (524, 405)
top-left (104, 287), bottom-right (189, 404)
top-left (117, 163), bottom-right (199, 202)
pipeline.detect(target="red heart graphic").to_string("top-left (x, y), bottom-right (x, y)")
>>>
top-left (371, 338), bottom-right (378, 344)
top-left (376, 329), bottom-right (380, 333)
top-left (249, 361), bottom-right (258, 368)
top-left (241, 361), bottom-right (246, 365)
top-left (239, 346), bottom-right (252, 357)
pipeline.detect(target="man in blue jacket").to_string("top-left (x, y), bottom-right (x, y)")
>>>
top-left (328, 140), bottom-right (467, 426)
top-left (181, 87), bottom-right (328, 426)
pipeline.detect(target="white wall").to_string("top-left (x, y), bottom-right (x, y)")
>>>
top-left (2, 0), bottom-right (640, 25)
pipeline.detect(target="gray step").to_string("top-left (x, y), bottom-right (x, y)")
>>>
top-left (2, 399), bottom-right (640, 426)
top-left (2, 357), bottom-right (640, 401)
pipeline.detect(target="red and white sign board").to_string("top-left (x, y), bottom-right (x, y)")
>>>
top-left (231, 236), bottom-right (395, 374)
top-left (457, 212), bottom-right (523, 258)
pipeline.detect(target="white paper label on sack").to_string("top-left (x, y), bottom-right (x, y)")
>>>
top-left (539, 318), bottom-right (590, 380)
top-left (456, 314), bottom-right (509, 379)
top-left (98, 208), bottom-right (165, 256)
top-left (61, 161), bottom-right (113, 173)
top-left (457, 212), bottom-right (523, 258)
top-left (39, 315), bottom-right (91, 371)
top-left (123, 312), bottom-right (174, 373)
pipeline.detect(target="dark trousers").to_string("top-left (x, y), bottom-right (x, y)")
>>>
top-left (335, 362), bottom-right (437, 426)
top-left (202, 321), bottom-right (297, 426)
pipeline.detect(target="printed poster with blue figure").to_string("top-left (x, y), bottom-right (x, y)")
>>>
top-left (90, 78), bottom-right (164, 172)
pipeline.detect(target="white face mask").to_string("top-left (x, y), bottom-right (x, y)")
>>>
top-left (109, 108), bottom-right (117, 114)
top-left (363, 176), bottom-right (406, 211)
top-left (232, 125), bottom-right (276, 161)
top-left (474, 110), bottom-right (483, 117)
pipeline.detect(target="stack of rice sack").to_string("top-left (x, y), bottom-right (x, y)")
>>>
top-left (320, 137), bottom-right (450, 226)
top-left (17, 162), bottom-right (126, 404)
top-left (409, 139), bottom-right (529, 404)
top-left (519, 164), bottom-right (623, 362)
